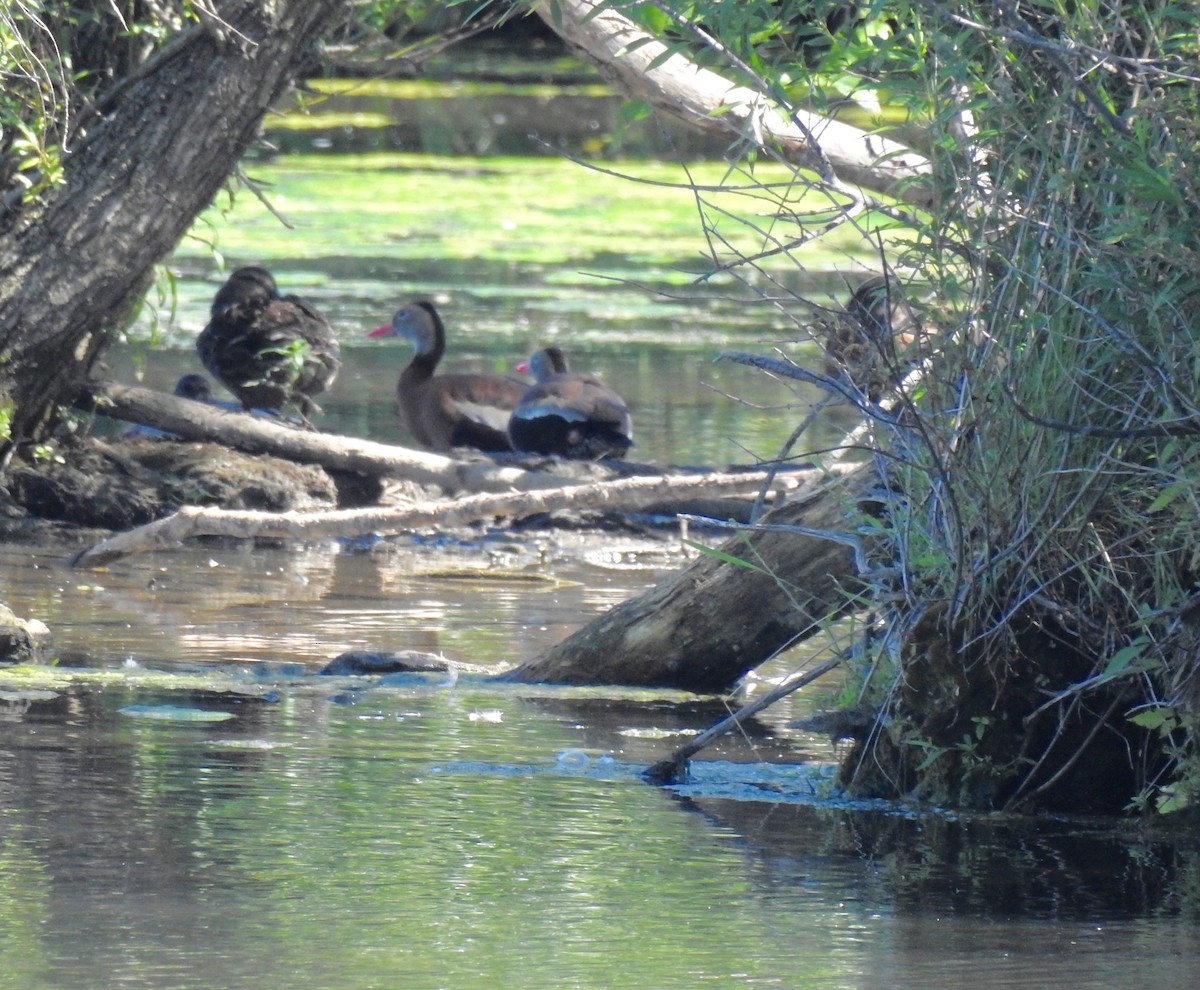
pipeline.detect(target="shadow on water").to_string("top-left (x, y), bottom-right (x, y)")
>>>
top-left (672, 784), bottom-right (1200, 921)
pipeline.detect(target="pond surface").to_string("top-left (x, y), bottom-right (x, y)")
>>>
top-left (4, 541), bottom-right (1200, 990)
top-left (6, 66), bottom-right (1200, 990)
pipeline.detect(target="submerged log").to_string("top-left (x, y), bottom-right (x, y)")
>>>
top-left (500, 461), bottom-right (875, 693)
top-left (643, 655), bottom-right (844, 783)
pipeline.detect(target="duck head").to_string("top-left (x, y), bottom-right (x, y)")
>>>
top-left (368, 300), bottom-right (443, 355)
top-left (518, 346), bottom-right (570, 380)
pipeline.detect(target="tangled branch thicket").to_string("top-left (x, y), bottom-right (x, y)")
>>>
top-left (861, 0), bottom-right (1200, 815)
top-left (896, 3), bottom-right (1200, 813)
top-left (671, 0), bottom-right (1200, 813)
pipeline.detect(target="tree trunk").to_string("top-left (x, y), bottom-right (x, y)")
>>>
top-left (0, 0), bottom-right (349, 453)
top-left (500, 461), bottom-right (874, 692)
top-left (535, 0), bottom-right (933, 207)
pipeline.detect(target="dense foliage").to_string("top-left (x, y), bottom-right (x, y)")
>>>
top-left (642, 0), bottom-right (1200, 813)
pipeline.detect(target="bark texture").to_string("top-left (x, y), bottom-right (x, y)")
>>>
top-left (536, 0), bottom-right (933, 206)
top-left (501, 462), bottom-right (873, 692)
top-left (0, 1), bottom-right (350, 449)
top-left (87, 380), bottom-right (559, 493)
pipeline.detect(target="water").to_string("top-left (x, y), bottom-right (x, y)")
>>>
top-left (5, 64), bottom-right (1200, 990)
top-left (4, 539), bottom-right (1200, 989)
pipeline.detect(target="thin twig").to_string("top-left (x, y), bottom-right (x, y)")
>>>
top-left (642, 656), bottom-right (843, 785)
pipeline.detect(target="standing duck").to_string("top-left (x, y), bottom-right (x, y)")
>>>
top-left (196, 266), bottom-right (341, 426)
top-left (368, 300), bottom-right (528, 452)
top-left (508, 346), bottom-right (633, 460)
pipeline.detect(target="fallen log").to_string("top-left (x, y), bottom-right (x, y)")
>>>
top-left (70, 465), bottom-right (832, 568)
top-left (536, 0), bottom-right (933, 206)
top-left (83, 380), bottom-right (572, 494)
top-left (499, 461), bottom-right (876, 692)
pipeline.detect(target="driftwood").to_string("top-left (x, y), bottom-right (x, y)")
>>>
top-left (500, 461), bottom-right (875, 693)
top-left (71, 464), bottom-right (833, 569)
top-left (86, 380), bottom-right (569, 494)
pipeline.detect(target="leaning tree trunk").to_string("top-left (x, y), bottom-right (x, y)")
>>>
top-left (0, 0), bottom-right (349, 454)
top-left (536, 0), bottom-right (934, 207)
top-left (501, 462), bottom-right (874, 693)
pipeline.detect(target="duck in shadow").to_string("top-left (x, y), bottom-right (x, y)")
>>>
top-left (823, 274), bottom-right (924, 401)
top-left (196, 266), bottom-right (341, 427)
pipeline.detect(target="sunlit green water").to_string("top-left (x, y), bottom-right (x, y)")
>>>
top-left (109, 150), bottom-right (883, 466)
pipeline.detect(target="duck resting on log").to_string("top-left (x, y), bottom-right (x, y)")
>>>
top-left (508, 346), bottom-right (633, 460)
top-left (196, 266), bottom-right (342, 427)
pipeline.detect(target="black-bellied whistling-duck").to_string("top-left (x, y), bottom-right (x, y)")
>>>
top-left (508, 346), bottom-right (633, 460)
top-left (823, 275), bottom-right (922, 400)
top-left (196, 266), bottom-right (341, 426)
top-left (368, 300), bottom-right (527, 452)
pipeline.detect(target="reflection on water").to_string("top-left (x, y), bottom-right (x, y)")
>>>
top-left (0, 536), bottom-right (686, 671)
top-left (4, 540), bottom-right (1200, 989)
top-left (4, 664), bottom-right (1200, 990)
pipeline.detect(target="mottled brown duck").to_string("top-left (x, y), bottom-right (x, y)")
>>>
top-left (196, 266), bottom-right (341, 426)
top-left (823, 275), bottom-right (922, 400)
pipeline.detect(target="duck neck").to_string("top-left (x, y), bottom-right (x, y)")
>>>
top-left (404, 303), bottom-right (446, 380)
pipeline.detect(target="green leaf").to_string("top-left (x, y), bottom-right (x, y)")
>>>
top-left (1129, 708), bottom-right (1174, 731)
top-left (645, 42), bottom-right (689, 73)
top-left (1147, 482), bottom-right (1185, 513)
top-left (681, 539), bottom-right (766, 574)
top-left (1101, 638), bottom-right (1150, 678)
